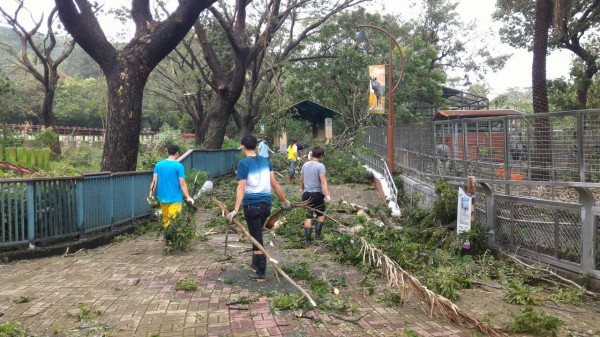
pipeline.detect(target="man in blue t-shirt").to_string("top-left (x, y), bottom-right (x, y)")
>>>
top-left (226, 135), bottom-right (291, 281)
top-left (148, 145), bottom-right (194, 243)
top-left (257, 138), bottom-right (269, 158)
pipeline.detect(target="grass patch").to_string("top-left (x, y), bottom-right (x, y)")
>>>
top-left (270, 292), bottom-right (307, 310)
top-left (230, 296), bottom-right (258, 305)
top-left (175, 278), bottom-right (198, 292)
top-left (281, 262), bottom-right (313, 281)
top-left (0, 322), bottom-right (29, 336)
top-left (67, 303), bottom-right (102, 321)
top-left (13, 295), bottom-right (33, 304)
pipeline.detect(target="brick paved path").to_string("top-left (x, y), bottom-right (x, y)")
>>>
top-left (0, 216), bottom-right (472, 337)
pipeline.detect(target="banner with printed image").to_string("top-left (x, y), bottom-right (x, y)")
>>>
top-left (368, 65), bottom-right (385, 114)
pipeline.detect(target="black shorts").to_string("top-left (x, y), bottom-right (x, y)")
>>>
top-left (302, 191), bottom-right (325, 219)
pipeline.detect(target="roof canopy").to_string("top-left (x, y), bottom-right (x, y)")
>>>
top-left (282, 99), bottom-right (336, 124)
top-left (433, 109), bottom-right (524, 121)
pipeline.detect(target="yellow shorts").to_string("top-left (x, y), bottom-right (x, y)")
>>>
top-left (160, 202), bottom-right (182, 228)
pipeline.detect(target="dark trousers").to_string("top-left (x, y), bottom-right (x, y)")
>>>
top-left (243, 202), bottom-right (271, 251)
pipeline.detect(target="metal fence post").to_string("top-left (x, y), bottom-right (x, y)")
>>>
top-left (76, 179), bottom-right (84, 234)
top-left (109, 175), bottom-right (114, 230)
top-left (462, 119), bottom-right (467, 177)
top-left (577, 112), bottom-right (585, 182)
top-left (26, 181), bottom-right (35, 248)
top-left (503, 118), bottom-right (510, 194)
top-left (479, 182), bottom-right (495, 245)
top-left (575, 186), bottom-right (595, 273)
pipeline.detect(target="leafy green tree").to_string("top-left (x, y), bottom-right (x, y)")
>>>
top-left (410, 0), bottom-right (509, 87)
top-left (278, 9), bottom-right (447, 147)
top-left (188, 0), bottom-right (367, 148)
top-left (0, 75), bottom-right (44, 124)
top-left (490, 87), bottom-right (533, 113)
top-left (53, 78), bottom-right (107, 128)
top-left (54, 0), bottom-right (217, 172)
top-left (0, 1), bottom-right (77, 154)
top-left (0, 69), bottom-right (10, 97)
top-left (494, 0), bottom-right (600, 109)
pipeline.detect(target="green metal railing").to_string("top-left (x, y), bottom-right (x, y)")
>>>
top-left (0, 149), bottom-right (238, 248)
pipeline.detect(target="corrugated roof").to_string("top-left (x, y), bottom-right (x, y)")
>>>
top-left (432, 109), bottom-right (524, 121)
top-left (281, 99), bottom-right (337, 124)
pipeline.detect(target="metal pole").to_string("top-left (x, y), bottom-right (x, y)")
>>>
top-left (387, 35), bottom-right (394, 172)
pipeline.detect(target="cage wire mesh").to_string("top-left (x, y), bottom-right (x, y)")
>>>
top-left (364, 110), bottom-right (600, 274)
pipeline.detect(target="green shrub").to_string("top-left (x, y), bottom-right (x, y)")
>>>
top-left (32, 127), bottom-right (60, 152)
top-left (323, 146), bottom-right (372, 184)
top-left (419, 180), bottom-right (457, 228)
top-left (0, 126), bottom-right (24, 148)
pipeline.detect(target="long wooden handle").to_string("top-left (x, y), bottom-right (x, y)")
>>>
top-left (213, 198), bottom-right (317, 307)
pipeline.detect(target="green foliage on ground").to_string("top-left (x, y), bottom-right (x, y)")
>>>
top-left (270, 292), bottom-right (307, 311)
top-left (161, 207), bottom-right (198, 254)
top-left (510, 307), bottom-right (564, 336)
top-left (420, 179), bottom-right (458, 227)
top-left (281, 262), bottom-right (313, 281)
top-left (322, 146), bottom-right (372, 184)
top-left (175, 278), bottom-right (199, 292)
top-left (0, 321), bottom-right (29, 337)
top-left (67, 303), bottom-right (102, 321)
top-left (504, 280), bottom-right (537, 305)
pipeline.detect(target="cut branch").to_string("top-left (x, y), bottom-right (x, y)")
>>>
top-left (213, 198), bottom-right (317, 307)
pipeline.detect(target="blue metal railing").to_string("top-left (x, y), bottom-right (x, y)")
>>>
top-left (0, 149), bottom-right (237, 248)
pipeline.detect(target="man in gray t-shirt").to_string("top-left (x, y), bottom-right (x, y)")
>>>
top-left (300, 146), bottom-right (331, 243)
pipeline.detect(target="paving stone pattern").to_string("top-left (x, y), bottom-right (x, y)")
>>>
top-left (0, 226), bottom-right (472, 337)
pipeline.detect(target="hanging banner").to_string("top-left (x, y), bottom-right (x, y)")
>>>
top-left (368, 65), bottom-right (385, 114)
top-left (456, 187), bottom-right (472, 235)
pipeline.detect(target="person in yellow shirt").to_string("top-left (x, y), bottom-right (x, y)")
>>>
top-left (287, 139), bottom-right (298, 181)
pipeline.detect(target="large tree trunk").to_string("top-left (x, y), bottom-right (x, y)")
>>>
top-left (54, 0), bottom-right (217, 172)
top-left (233, 109), bottom-right (255, 137)
top-left (41, 88), bottom-right (62, 154)
top-left (531, 0), bottom-right (551, 181)
top-left (202, 98), bottom-right (232, 149)
top-left (576, 62), bottom-right (598, 108)
top-left (101, 66), bottom-right (148, 172)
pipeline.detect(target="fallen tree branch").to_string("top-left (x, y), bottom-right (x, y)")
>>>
top-left (213, 198), bottom-right (317, 307)
top-left (499, 249), bottom-right (599, 299)
top-left (358, 237), bottom-right (506, 336)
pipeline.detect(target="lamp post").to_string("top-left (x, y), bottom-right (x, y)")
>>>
top-left (355, 25), bottom-right (405, 173)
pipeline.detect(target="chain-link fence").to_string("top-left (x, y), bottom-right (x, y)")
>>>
top-left (364, 109), bottom-right (600, 278)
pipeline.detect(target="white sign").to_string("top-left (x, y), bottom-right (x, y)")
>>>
top-left (456, 187), bottom-right (472, 234)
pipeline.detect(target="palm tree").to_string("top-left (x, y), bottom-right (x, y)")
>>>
top-left (531, 0), bottom-right (552, 180)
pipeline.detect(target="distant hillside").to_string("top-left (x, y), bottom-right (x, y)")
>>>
top-left (0, 25), bottom-right (102, 79)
